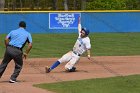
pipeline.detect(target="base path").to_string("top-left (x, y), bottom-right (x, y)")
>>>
top-left (0, 56), bottom-right (140, 93)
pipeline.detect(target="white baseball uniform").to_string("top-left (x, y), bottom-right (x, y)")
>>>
top-left (58, 23), bottom-right (91, 70)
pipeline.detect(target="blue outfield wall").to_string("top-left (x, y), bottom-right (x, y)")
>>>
top-left (0, 11), bottom-right (140, 34)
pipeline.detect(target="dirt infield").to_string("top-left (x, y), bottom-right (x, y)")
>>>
top-left (0, 56), bottom-right (140, 93)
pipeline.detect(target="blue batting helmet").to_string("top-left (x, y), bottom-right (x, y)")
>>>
top-left (82, 28), bottom-right (90, 36)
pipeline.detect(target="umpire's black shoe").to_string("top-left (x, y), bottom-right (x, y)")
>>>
top-left (68, 67), bottom-right (76, 72)
top-left (9, 79), bottom-right (17, 83)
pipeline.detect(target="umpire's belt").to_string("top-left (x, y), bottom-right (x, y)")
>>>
top-left (8, 45), bottom-right (21, 50)
top-left (73, 51), bottom-right (81, 56)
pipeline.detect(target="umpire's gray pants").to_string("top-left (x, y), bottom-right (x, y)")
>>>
top-left (0, 46), bottom-right (23, 81)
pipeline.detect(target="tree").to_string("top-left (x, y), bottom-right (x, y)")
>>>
top-left (86, 0), bottom-right (127, 10)
top-left (64, 0), bottom-right (68, 10)
top-left (125, 0), bottom-right (140, 9)
top-left (73, 0), bottom-right (76, 10)
top-left (81, 0), bottom-right (86, 10)
top-left (0, 0), bottom-right (5, 11)
top-left (52, 0), bottom-right (58, 10)
top-left (3, 0), bottom-right (140, 11)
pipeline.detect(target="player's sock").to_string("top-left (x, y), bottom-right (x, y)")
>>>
top-left (50, 61), bottom-right (60, 70)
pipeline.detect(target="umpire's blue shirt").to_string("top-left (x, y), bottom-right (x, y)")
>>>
top-left (6, 27), bottom-right (32, 48)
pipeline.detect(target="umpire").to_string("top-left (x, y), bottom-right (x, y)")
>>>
top-left (0, 21), bottom-right (32, 83)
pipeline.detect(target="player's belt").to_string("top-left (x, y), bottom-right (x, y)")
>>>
top-left (8, 45), bottom-right (21, 50)
top-left (73, 51), bottom-right (81, 56)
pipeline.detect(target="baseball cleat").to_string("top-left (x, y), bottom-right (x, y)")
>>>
top-left (9, 79), bottom-right (17, 83)
top-left (66, 67), bottom-right (76, 72)
top-left (45, 66), bottom-right (51, 73)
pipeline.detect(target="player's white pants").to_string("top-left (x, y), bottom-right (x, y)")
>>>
top-left (58, 51), bottom-right (80, 70)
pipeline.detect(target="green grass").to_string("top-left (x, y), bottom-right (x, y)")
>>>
top-left (93, 32), bottom-right (140, 56)
top-left (34, 75), bottom-right (140, 93)
top-left (0, 32), bottom-right (140, 58)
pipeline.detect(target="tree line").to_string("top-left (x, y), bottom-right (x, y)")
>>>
top-left (0, 0), bottom-right (140, 11)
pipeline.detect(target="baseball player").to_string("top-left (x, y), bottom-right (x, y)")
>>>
top-left (46, 16), bottom-right (91, 73)
top-left (0, 21), bottom-right (32, 83)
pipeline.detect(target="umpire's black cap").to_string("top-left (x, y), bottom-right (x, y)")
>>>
top-left (19, 21), bottom-right (26, 28)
